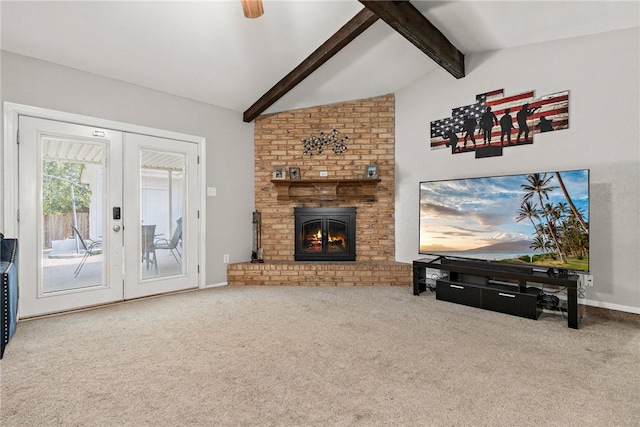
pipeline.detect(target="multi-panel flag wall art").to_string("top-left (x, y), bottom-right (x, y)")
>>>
top-left (430, 89), bottom-right (569, 158)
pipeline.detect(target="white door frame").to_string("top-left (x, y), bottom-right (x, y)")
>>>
top-left (3, 103), bottom-right (207, 306)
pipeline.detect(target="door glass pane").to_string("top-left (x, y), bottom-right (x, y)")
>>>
top-left (41, 138), bottom-right (104, 293)
top-left (140, 149), bottom-right (185, 280)
top-left (301, 219), bottom-right (323, 253)
top-left (327, 219), bottom-right (348, 253)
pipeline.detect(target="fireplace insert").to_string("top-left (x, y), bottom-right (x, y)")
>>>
top-left (294, 207), bottom-right (356, 261)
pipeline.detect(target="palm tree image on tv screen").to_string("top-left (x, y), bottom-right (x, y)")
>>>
top-left (419, 169), bottom-right (589, 272)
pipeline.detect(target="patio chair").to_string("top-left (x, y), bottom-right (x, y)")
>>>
top-left (71, 226), bottom-right (101, 278)
top-left (141, 224), bottom-right (157, 271)
top-left (155, 217), bottom-right (182, 263)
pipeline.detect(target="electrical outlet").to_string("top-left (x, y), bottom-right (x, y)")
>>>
top-left (320, 171), bottom-right (328, 177)
top-left (223, 254), bottom-right (229, 263)
top-left (584, 274), bottom-right (593, 287)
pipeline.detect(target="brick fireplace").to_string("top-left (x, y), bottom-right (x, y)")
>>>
top-left (227, 94), bottom-right (411, 287)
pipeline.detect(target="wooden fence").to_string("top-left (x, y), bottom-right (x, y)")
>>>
top-left (43, 212), bottom-right (90, 249)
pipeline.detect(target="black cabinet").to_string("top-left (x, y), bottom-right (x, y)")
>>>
top-left (414, 256), bottom-right (579, 329)
top-left (481, 283), bottom-right (542, 320)
top-left (436, 279), bottom-right (483, 308)
top-left (435, 279), bottom-right (542, 320)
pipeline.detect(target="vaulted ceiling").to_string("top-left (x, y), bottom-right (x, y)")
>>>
top-left (1, 1), bottom-right (638, 119)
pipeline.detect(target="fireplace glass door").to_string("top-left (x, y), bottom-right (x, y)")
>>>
top-left (295, 208), bottom-right (356, 261)
top-left (300, 219), bottom-right (323, 254)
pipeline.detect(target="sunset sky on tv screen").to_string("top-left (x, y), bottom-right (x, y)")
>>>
top-left (419, 170), bottom-right (589, 254)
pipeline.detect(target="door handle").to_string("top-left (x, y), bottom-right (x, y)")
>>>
top-left (113, 224), bottom-right (121, 232)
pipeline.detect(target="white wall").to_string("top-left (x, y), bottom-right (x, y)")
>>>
top-left (1, 51), bottom-right (255, 286)
top-left (395, 28), bottom-right (640, 313)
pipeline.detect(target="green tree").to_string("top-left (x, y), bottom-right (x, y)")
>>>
top-left (530, 232), bottom-right (552, 252)
top-left (43, 161), bottom-right (91, 215)
top-left (555, 172), bottom-right (588, 234)
top-left (522, 173), bottom-right (566, 263)
top-left (516, 199), bottom-right (540, 230)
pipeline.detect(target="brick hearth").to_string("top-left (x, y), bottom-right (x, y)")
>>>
top-left (227, 261), bottom-right (411, 287)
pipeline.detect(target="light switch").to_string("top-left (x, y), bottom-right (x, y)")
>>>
top-left (207, 187), bottom-right (217, 197)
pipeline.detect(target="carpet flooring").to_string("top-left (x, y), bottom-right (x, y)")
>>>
top-left (1, 285), bottom-right (638, 426)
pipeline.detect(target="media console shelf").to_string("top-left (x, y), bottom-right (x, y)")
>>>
top-left (413, 256), bottom-right (579, 329)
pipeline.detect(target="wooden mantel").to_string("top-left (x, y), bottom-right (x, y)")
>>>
top-left (271, 178), bottom-right (381, 202)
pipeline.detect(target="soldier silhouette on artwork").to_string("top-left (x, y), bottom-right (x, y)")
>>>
top-left (516, 103), bottom-right (541, 143)
top-left (536, 116), bottom-right (554, 132)
top-left (444, 129), bottom-right (459, 153)
top-left (479, 107), bottom-right (498, 145)
top-left (500, 108), bottom-right (515, 146)
top-left (463, 116), bottom-right (478, 148)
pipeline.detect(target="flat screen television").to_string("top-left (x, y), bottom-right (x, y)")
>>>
top-left (419, 169), bottom-right (589, 273)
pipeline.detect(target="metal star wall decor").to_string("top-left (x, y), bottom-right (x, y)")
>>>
top-left (301, 128), bottom-right (348, 156)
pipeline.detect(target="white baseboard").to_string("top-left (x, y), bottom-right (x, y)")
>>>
top-left (204, 281), bottom-right (228, 288)
top-left (581, 298), bottom-right (640, 315)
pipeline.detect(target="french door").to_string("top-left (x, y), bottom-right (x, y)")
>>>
top-left (122, 133), bottom-right (199, 299)
top-left (18, 116), bottom-right (200, 317)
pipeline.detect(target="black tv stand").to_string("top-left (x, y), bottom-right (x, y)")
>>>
top-left (413, 256), bottom-right (579, 329)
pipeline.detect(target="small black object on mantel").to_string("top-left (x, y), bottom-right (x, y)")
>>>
top-left (251, 211), bottom-right (264, 263)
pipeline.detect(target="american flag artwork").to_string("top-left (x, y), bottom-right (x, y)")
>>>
top-left (430, 89), bottom-right (569, 158)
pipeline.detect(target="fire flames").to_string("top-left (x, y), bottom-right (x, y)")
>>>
top-left (302, 229), bottom-right (347, 252)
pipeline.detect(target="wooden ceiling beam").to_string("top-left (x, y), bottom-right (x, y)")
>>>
top-left (358, 0), bottom-right (465, 79)
top-left (243, 7), bottom-right (379, 122)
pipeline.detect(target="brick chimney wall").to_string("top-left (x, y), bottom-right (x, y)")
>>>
top-left (253, 94), bottom-right (396, 262)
